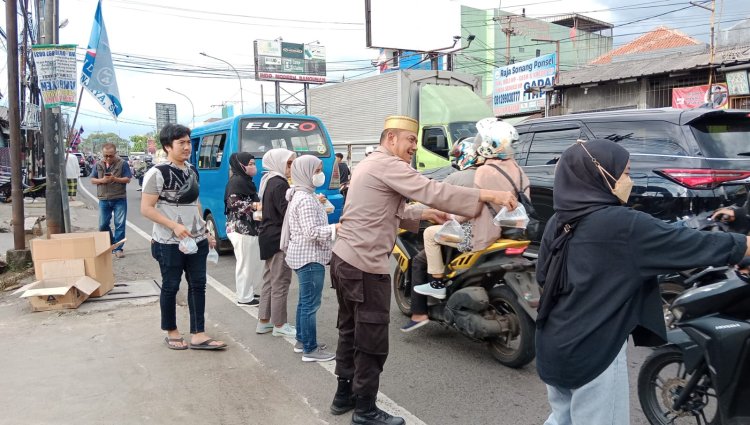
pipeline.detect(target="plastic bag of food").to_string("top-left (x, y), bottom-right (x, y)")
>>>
top-left (434, 218), bottom-right (464, 244)
top-left (493, 204), bottom-right (529, 229)
top-left (323, 199), bottom-right (335, 214)
top-left (207, 247), bottom-right (219, 264)
top-left (179, 236), bottom-right (198, 254)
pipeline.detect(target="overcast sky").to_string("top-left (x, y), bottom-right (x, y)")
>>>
top-left (0, 0), bottom-right (746, 141)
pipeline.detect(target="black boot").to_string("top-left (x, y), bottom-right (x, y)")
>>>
top-left (330, 377), bottom-right (356, 415)
top-left (351, 395), bottom-right (405, 425)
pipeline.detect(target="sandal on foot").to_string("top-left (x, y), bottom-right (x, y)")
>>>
top-left (189, 338), bottom-right (227, 350)
top-left (164, 336), bottom-right (188, 350)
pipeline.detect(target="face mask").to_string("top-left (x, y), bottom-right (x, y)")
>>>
top-left (312, 172), bottom-right (325, 187)
top-left (580, 142), bottom-right (632, 204)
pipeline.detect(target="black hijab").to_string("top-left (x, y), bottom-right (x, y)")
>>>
top-left (224, 152), bottom-right (257, 205)
top-left (536, 139), bottom-right (630, 327)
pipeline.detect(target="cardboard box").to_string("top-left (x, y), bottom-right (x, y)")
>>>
top-left (30, 232), bottom-right (114, 297)
top-left (18, 260), bottom-right (101, 312)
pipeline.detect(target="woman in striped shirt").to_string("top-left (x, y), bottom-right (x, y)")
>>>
top-left (281, 155), bottom-right (339, 362)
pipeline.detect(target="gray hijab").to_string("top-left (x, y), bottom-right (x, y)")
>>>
top-left (258, 148), bottom-right (295, 200)
top-left (280, 155), bottom-right (323, 252)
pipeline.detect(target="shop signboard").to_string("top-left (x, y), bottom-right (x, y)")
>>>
top-left (672, 84), bottom-right (729, 109)
top-left (492, 53), bottom-right (556, 116)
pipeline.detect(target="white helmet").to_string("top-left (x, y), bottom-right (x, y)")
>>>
top-left (476, 120), bottom-right (519, 160)
top-left (365, 146), bottom-right (376, 156)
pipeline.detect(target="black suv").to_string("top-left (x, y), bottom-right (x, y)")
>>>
top-left (514, 108), bottom-right (750, 248)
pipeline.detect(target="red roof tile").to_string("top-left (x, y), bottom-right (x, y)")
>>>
top-left (591, 26), bottom-right (700, 65)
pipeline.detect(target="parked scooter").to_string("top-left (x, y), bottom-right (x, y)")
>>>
top-left (637, 271), bottom-right (750, 424)
top-left (392, 225), bottom-right (539, 368)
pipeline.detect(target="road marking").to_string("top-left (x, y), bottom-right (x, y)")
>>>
top-left (79, 182), bottom-right (426, 425)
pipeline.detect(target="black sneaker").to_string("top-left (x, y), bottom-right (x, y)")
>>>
top-left (237, 299), bottom-right (259, 306)
top-left (351, 406), bottom-right (405, 425)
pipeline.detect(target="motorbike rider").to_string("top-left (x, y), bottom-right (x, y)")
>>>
top-left (535, 138), bottom-right (750, 425)
top-left (412, 120), bottom-right (530, 301)
top-left (400, 137), bottom-right (482, 332)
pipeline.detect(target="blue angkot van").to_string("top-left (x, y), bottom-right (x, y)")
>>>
top-left (190, 114), bottom-right (343, 251)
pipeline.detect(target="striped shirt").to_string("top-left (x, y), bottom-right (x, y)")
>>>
top-left (284, 191), bottom-right (334, 270)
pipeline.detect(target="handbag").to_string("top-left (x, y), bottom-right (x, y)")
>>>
top-left (484, 163), bottom-right (541, 239)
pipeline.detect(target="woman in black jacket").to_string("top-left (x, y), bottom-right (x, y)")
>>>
top-left (536, 139), bottom-right (750, 425)
top-left (256, 148), bottom-right (297, 337)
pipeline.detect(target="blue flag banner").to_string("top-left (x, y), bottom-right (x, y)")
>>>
top-left (81, 0), bottom-right (122, 119)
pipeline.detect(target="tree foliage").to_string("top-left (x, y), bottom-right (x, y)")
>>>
top-left (84, 132), bottom-right (129, 154)
top-left (129, 135), bottom-right (148, 153)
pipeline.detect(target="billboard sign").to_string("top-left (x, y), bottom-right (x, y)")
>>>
top-left (31, 44), bottom-right (78, 109)
top-left (254, 39), bottom-right (326, 84)
top-left (672, 84), bottom-right (728, 109)
top-left (365, 0), bottom-right (461, 52)
top-left (492, 53), bottom-right (556, 116)
top-left (155, 103), bottom-right (177, 134)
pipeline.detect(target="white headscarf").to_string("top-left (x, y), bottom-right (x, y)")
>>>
top-left (258, 148), bottom-right (295, 200)
top-left (280, 155), bottom-right (323, 252)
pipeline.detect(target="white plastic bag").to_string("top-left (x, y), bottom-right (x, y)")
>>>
top-left (323, 198), bottom-right (335, 214)
top-left (493, 204), bottom-right (529, 229)
top-left (434, 218), bottom-right (464, 244)
top-left (179, 236), bottom-right (198, 254)
top-left (207, 247), bottom-right (219, 264)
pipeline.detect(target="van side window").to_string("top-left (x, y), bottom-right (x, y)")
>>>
top-left (526, 128), bottom-right (582, 166)
top-left (197, 133), bottom-right (226, 169)
top-left (586, 121), bottom-right (688, 156)
top-left (422, 127), bottom-right (449, 158)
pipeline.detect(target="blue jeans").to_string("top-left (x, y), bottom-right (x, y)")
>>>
top-left (295, 262), bottom-right (325, 353)
top-left (99, 198), bottom-right (127, 252)
top-left (544, 342), bottom-right (630, 425)
top-left (151, 239), bottom-right (209, 334)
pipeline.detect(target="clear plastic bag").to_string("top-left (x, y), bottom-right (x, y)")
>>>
top-left (207, 247), bottom-right (219, 264)
top-left (434, 218), bottom-right (464, 244)
top-left (179, 236), bottom-right (198, 254)
top-left (323, 199), bottom-right (335, 214)
top-left (493, 204), bottom-right (529, 229)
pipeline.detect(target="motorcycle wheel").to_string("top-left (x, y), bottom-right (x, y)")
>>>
top-left (637, 346), bottom-right (721, 425)
top-left (392, 265), bottom-right (412, 316)
top-left (487, 285), bottom-right (535, 368)
top-left (205, 213), bottom-right (232, 255)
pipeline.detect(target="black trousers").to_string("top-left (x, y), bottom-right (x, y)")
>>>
top-left (331, 253), bottom-right (390, 398)
top-left (410, 250), bottom-right (430, 315)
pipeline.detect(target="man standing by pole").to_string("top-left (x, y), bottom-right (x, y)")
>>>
top-left (328, 116), bottom-right (517, 424)
top-left (91, 142), bottom-right (131, 258)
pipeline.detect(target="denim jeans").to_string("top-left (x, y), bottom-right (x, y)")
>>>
top-left (152, 239), bottom-right (209, 334)
top-left (544, 342), bottom-right (630, 425)
top-left (295, 262), bottom-right (325, 353)
top-left (99, 198), bottom-right (127, 252)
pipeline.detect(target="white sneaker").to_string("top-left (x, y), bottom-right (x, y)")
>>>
top-left (256, 322), bottom-right (273, 334)
top-left (413, 282), bottom-right (447, 299)
top-left (272, 323), bottom-right (296, 337)
top-left (302, 347), bottom-right (336, 362)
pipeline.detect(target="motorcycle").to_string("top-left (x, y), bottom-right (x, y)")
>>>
top-left (392, 224), bottom-right (539, 368)
top-left (637, 273), bottom-right (750, 424)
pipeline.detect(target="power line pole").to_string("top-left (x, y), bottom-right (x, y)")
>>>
top-left (502, 16), bottom-right (516, 65)
top-left (41, 0), bottom-right (65, 235)
top-left (691, 0), bottom-right (716, 86)
top-left (7, 0), bottom-right (26, 250)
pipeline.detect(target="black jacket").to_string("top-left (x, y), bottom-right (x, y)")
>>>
top-left (258, 175), bottom-right (289, 260)
top-left (536, 206), bottom-right (746, 389)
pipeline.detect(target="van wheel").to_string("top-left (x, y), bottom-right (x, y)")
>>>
top-left (393, 265), bottom-right (412, 316)
top-left (487, 285), bottom-right (536, 368)
top-left (205, 213), bottom-right (232, 255)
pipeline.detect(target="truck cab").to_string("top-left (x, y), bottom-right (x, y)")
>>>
top-left (414, 85), bottom-right (493, 171)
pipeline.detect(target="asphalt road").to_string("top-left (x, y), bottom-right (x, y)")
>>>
top-left (81, 177), bottom-right (652, 425)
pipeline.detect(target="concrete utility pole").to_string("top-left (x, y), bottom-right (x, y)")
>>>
top-left (41, 0), bottom-right (65, 235)
top-left (7, 0), bottom-right (26, 251)
top-left (691, 0), bottom-right (716, 87)
top-left (502, 16), bottom-right (516, 65)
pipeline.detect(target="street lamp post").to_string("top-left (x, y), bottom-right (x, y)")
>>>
top-left (166, 87), bottom-right (196, 128)
top-left (200, 52), bottom-right (245, 114)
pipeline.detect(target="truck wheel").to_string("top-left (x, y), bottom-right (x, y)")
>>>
top-left (205, 213), bottom-right (232, 255)
top-left (487, 285), bottom-right (536, 368)
top-left (393, 265), bottom-right (412, 316)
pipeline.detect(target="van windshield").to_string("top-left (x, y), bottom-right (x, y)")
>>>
top-left (690, 114), bottom-right (750, 158)
top-left (240, 118), bottom-right (330, 157)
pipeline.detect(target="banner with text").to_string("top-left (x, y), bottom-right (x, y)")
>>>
top-left (254, 39), bottom-right (327, 84)
top-left (672, 84), bottom-right (729, 109)
top-left (31, 44), bottom-right (78, 108)
top-left (493, 53), bottom-right (556, 116)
